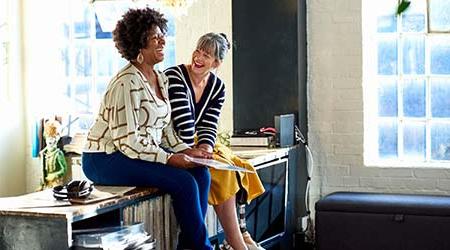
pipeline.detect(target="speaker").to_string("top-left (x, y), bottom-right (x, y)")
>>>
top-left (274, 114), bottom-right (295, 147)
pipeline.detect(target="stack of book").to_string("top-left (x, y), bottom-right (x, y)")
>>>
top-left (72, 222), bottom-right (155, 250)
top-left (63, 132), bottom-right (87, 155)
top-left (122, 194), bottom-right (178, 250)
top-left (230, 131), bottom-right (274, 147)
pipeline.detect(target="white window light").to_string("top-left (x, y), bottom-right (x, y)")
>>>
top-left (363, 0), bottom-right (450, 167)
top-left (25, 0), bottom-right (177, 136)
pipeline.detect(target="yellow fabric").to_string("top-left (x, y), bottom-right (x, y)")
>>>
top-left (208, 142), bottom-right (265, 205)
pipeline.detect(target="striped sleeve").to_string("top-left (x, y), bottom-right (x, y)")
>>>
top-left (165, 66), bottom-right (196, 147)
top-left (197, 77), bottom-right (225, 147)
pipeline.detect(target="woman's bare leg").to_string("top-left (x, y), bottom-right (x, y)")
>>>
top-left (214, 196), bottom-right (247, 250)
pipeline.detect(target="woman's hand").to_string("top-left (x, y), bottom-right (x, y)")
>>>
top-left (167, 153), bottom-right (197, 169)
top-left (167, 148), bottom-right (212, 169)
top-left (197, 143), bottom-right (213, 153)
top-left (182, 148), bottom-right (213, 159)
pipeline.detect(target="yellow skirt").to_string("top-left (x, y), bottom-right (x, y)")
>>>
top-left (208, 143), bottom-right (265, 205)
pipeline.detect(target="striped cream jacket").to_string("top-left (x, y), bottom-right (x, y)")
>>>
top-left (84, 63), bottom-right (189, 164)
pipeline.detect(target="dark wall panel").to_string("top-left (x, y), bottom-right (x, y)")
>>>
top-left (232, 1), bottom-right (309, 248)
top-left (232, 0), bottom-right (299, 130)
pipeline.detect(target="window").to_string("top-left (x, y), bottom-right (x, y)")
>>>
top-left (364, 0), bottom-right (450, 167)
top-left (0, 0), bottom-right (9, 102)
top-left (26, 0), bottom-right (176, 135)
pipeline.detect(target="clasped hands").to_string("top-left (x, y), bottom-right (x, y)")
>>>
top-left (167, 145), bottom-right (213, 169)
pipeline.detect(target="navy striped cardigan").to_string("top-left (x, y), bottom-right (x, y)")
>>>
top-left (164, 64), bottom-right (225, 147)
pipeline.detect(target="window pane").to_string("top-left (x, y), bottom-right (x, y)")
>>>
top-left (429, 0), bottom-right (450, 32)
top-left (375, 0), bottom-right (398, 33)
top-left (95, 79), bottom-right (108, 111)
top-left (401, 0), bottom-right (426, 32)
top-left (164, 39), bottom-right (176, 70)
top-left (402, 36), bottom-right (424, 75)
top-left (378, 79), bottom-right (398, 117)
top-left (79, 116), bottom-right (94, 129)
top-left (378, 37), bottom-right (398, 75)
top-left (431, 79), bottom-right (450, 117)
top-left (55, 1), bottom-right (70, 40)
top-left (95, 14), bottom-right (112, 39)
top-left (430, 37), bottom-right (450, 75)
top-left (74, 79), bottom-right (92, 113)
top-left (93, 1), bottom-right (130, 34)
top-left (75, 43), bottom-right (92, 77)
top-left (378, 120), bottom-right (398, 159)
top-left (378, 15), bottom-right (397, 33)
top-left (403, 79), bottom-right (425, 117)
top-left (60, 46), bottom-right (70, 77)
top-left (96, 80), bottom-right (107, 98)
top-left (431, 123), bottom-right (450, 161)
top-left (62, 22), bottom-right (70, 40)
top-left (71, 115), bottom-right (95, 134)
top-left (403, 122), bottom-right (425, 161)
top-left (73, 5), bottom-right (91, 39)
top-left (96, 42), bottom-right (114, 76)
top-left (118, 57), bottom-right (128, 69)
top-left (166, 13), bottom-right (176, 36)
top-left (63, 81), bottom-right (71, 98)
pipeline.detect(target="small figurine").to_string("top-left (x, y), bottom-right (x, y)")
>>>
top-left (39, 118), bottom-right (68, 190)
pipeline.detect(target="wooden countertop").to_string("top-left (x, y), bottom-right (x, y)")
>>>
top-left (0, 147), bottom-right (291, 221)
top-left (231, 146), bottom-right (290, 166)
top-left (0, 187), bottom-right (160, 222)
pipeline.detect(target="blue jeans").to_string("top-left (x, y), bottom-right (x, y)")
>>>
top-left (82, 151), bottom-right (212, 250)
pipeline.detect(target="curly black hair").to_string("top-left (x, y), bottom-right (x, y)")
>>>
top-left (113, 8), bottom-right (168, 61)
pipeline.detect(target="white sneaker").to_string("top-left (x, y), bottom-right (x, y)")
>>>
top-left (220, 240), bottom-right (234, 250)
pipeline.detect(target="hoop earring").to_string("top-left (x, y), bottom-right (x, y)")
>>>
top-left (137, 52), bottom-right (144, 64)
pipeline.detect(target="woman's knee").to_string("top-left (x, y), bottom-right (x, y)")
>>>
top-left (191, 166), bottom-right (211, 184)
top-left (170, 172), bottom-right (200, 196)
top-left (190, 167), bottom-right (211, 194)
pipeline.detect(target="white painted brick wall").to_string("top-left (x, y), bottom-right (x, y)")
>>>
top-left (307, 0), bottom-right (450, 206)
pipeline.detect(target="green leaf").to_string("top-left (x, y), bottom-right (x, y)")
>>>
top-left (397, 0), bottom-right (411, 15)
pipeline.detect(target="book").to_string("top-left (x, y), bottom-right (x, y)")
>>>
top-left (230, 135), bottom-right (273, 147)
top-left (95, 185), bottom-right (136, 196)
top-left (186, 156), bottom-right (255, 173)
top-left (69, 186), bottom-right (136, 204)
top-left (0, 189), bottom-right (71, 209)
top-left (63, 133), bottom-right (87, 155)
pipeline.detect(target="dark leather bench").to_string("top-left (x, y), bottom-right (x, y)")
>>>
top-left (315, 191), bottom-right (450, 250)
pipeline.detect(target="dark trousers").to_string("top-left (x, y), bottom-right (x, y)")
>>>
top-left (82, 151), bottom-right (212, 250)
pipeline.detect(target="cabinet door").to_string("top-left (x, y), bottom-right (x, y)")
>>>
top-left (246, 158), bottom-right (288, 246)
top-left (0, 216), bottom-right (70, 250)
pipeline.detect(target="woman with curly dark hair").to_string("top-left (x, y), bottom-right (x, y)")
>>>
top-left (82, 8), bottom-right (213, 250)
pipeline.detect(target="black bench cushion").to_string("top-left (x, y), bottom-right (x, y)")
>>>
top-left (315, 191), bottom-right (450, 216)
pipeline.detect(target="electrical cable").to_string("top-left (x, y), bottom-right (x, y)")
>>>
top-left (295, 125), bottom-right (314, 238)
top-left (304, 144), bottom-right (315, 243)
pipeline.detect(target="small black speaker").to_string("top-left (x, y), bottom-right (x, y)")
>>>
top-left (274, 114), bottom-right (295, 147)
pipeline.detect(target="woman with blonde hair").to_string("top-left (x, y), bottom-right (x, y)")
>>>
top-left (165, 32), bottom-right (265, 250)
